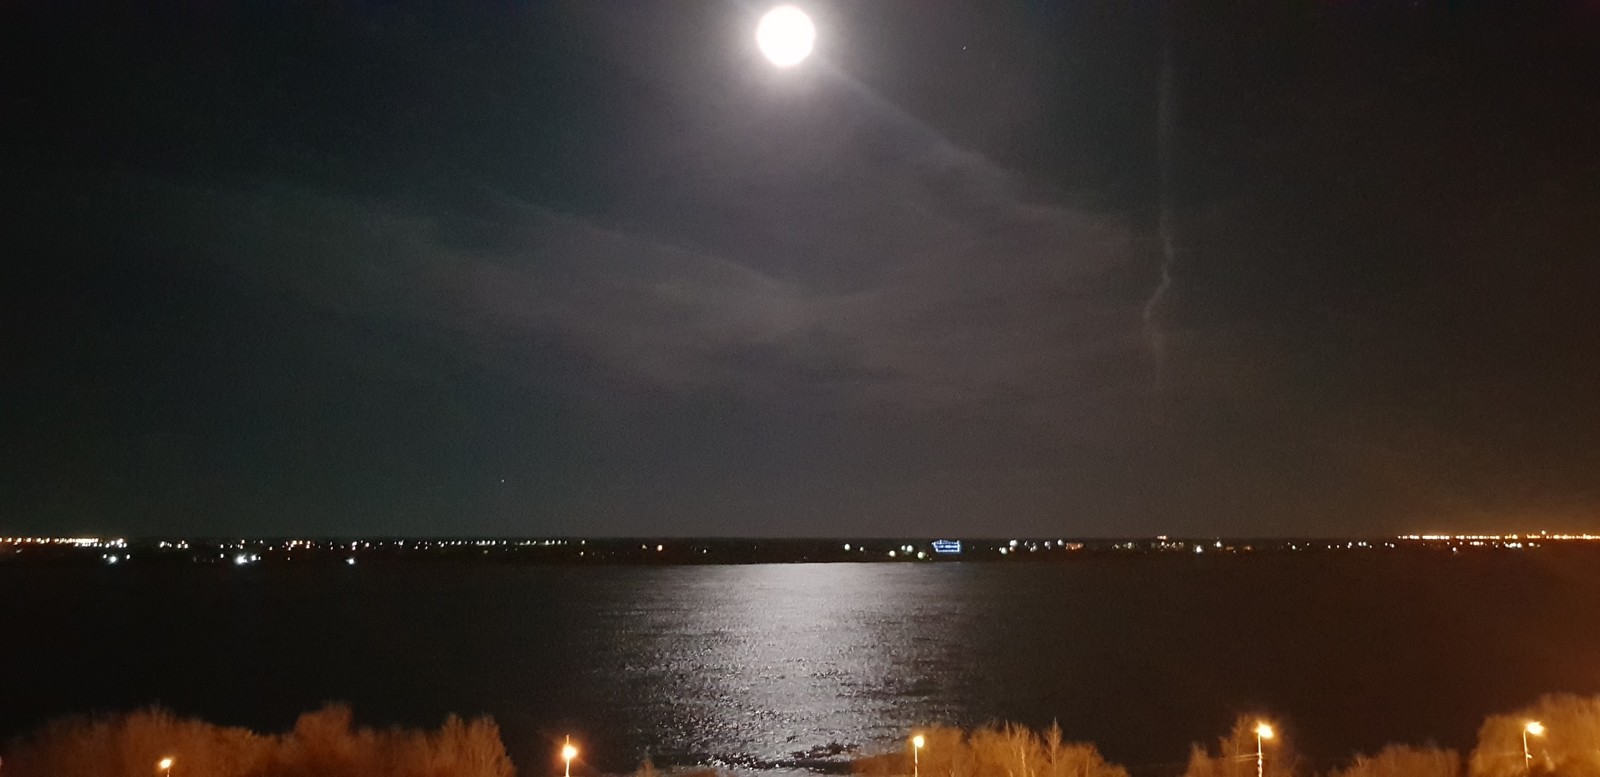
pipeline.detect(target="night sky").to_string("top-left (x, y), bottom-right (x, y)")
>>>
top-left (5, 1), bottom-right (1599, 538)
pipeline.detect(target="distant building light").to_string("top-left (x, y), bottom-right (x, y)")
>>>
top-left (932, 540), bottom-right (962, 554)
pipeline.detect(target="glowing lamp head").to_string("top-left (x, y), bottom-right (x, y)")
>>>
top-left (912, 734), bottom-right (926, 749)
top-left (756, 6), bottom-right (815, 67)
top-left (1255, 723), bottom-right (1275, 740)
top-left (1526, 721), bottom-right (1545, 736)
top-left (562, 743), bottom-right (579, 762)
top-left (158, 758), bottom-right (174, 771)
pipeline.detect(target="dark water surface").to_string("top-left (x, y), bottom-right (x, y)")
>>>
top-left (4, 554), bottom-right (1599, 773)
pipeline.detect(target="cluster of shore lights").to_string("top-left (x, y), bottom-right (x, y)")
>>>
top-left (0, 536), bottom-right (125, 547)
top-left (1402, 532), bottom-right (1600, 541)
top-left (998, 539), bottom-right (1087, 555)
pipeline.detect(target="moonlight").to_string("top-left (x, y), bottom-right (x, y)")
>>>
top-left (756, 6), bottom-right (815, 67)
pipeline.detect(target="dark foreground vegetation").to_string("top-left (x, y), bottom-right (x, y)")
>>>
top-left (0, 704), bottom-right (513, 777)
top-left (854, 694), bottom-right (1600, 777)
top-left (7, 694), bottom-right (1600, 777)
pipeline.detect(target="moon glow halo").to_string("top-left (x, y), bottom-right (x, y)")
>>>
top-left (756, 6), bottom-right (815, 67)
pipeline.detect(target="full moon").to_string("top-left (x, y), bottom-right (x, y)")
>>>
top-left (756, 6), bottom-right (815, 67)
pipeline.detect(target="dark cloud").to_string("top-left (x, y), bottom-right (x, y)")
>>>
top-left (4, 0), bottom-right (1599, 536)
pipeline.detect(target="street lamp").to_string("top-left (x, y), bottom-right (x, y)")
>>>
top-left (1524, 721), bottom-right (1544, 775)
top-left (911, 734), bottom-right (926, 777)
top-left (1254, 722), bottom-right (1274, 777)
top-left (562, 736), bottom-right (579, 777)
top-left (157, 757), bottom-right (174, 777)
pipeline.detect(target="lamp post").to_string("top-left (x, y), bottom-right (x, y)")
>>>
top-left (911, 734), bottom-right (925, 777)
top-left (1254, 723), bottom-right (1274, 777)
top-left (1524, 721), bottom-right (1544, 775)
top-left (157, 757), bottom-right (174, 777)
top-left (562, 737), bottom-right (578, 777)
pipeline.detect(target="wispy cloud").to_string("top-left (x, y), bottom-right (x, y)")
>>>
top-left (129, 104), bottom-right (1146, 426)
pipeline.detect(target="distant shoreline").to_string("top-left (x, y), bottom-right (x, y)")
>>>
top-left (2, 534), bottom-right (1594, 567)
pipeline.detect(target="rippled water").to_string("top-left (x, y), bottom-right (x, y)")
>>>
top-left (5, 555), bottom-right (1600, 774)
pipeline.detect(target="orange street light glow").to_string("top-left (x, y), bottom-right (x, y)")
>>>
top-left (562, 736), bottom-right (579, 777)
top-left (1254, 722), bottom-right (1274, 777)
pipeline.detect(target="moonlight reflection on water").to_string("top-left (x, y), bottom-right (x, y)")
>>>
top-left (3, 557), bottom-right (1600, 773)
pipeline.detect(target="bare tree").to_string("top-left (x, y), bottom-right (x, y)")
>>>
top-left (852, 724), bottom-right (1127, 777)
top-left (1331, 745), bottom-right (1461, 777)
top-left (1180, 716), bottom-right (1303, 777)
top-left (2, 704), bottom-right (514, 777)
